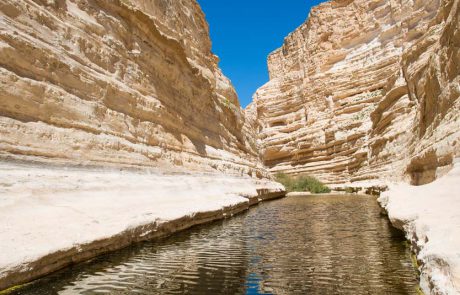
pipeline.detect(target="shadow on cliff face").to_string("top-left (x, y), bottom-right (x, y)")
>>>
top-left (0, 0), bottom-right (250, 167)
top-left (405, 149), bottom-right (454, 185)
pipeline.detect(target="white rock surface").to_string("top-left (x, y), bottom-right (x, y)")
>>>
top-left (0, 162), bottom-right (284, 290)
top-left (379, 160), bottom-right (460, 294)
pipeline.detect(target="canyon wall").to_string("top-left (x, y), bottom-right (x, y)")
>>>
top-left (250, 0), bottom-right (460, 185)
top-left (0, 1), bottom-right (286, 290)
top-left (0, 0), bottom-right (267, 177)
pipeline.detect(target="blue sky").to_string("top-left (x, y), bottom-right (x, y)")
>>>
top-left (198, 0), bottom-right (326, 108)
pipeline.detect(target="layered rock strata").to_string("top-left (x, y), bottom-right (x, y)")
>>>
top-left (0, 0), bottom-right (284, 290)
top-left (0, 0), bottom-right (267, 177)
top-left (250, 0), bottom-right (460, 186)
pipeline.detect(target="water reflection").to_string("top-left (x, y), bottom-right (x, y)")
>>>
top-left (14, 195), bottom-right (419, 294)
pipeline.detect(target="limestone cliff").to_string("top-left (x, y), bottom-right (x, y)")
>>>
top-left (0, 0), bottom-right (266, 177)
top-left (0, 1), bottom-right (287, 290)
top-left (251, 0), bottom-right (460, 185)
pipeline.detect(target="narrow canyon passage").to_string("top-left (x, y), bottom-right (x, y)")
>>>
top-left (12, 195), bottom-right (419, 295)
top-left (1, 0), bottom-right (459, 293)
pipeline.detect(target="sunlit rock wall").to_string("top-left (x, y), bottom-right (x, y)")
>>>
top-left (250, 0), bottom-right (460, 185)
top-left (0, 0), bottom-right (268, 177)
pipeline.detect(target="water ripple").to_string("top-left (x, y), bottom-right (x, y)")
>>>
top-left (14, 195), bottom-right (419, 294)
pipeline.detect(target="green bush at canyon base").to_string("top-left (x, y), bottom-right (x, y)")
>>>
top-left (275, 173), bottom-right (331, 194)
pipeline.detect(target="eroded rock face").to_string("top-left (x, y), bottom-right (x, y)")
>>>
top-left (251, 0), bottom-right (460, 185)
top-left (0, 0), bottom-right (266, 177)
top-left (0, 2), bottom-right (286, 290)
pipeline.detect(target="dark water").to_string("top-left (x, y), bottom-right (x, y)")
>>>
top-left (14, 195), bottom-right (419, 295)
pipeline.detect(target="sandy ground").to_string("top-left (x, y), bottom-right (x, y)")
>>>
top-left (379, 160), bottom-right (460, 295)
top-left (0, 162), bottom-right (284, 291)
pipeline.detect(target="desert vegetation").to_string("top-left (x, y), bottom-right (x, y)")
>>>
top-left (275, 173), bottom-right (331, 194)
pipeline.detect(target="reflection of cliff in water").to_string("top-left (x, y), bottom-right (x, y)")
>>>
top-left (254, 195), bottom-right (417, 294)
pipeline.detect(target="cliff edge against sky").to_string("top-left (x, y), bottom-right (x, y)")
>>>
top-left (250, 0), bottom-right (460, 186)
top-left (1, 0), bottom-right (460, 293)
top-left (0, 0), bottom-right (268, 177)
top-left (0, 0), bottom-right (283, 290)
top-left (250, 0), bottom-right (460, 293)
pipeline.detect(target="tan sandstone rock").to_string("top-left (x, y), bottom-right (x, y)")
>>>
top-left (0, 0), bottom-right (267, 178)
top-left (0, 0), bottom-right (285, 291)
top-left (250, 0), bottom-right (460, 186)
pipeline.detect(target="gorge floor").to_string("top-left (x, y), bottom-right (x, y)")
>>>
top-left (11, 195), bottom-right (419, 295)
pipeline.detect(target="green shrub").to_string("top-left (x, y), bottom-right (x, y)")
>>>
top-left (275, 173), bottom-right (331, 194)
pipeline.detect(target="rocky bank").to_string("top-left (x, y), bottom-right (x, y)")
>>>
top-left (379, 160), bottom-right (460, 294)
top-left (0, 162), bottom-right (283, 291)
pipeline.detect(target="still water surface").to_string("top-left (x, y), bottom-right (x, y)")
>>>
top-left (14, 195), bottom-right (419, 294)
